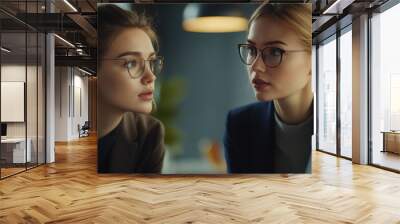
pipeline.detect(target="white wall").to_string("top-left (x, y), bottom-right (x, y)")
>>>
top-left (1, 63), bottom-right (46, 164)
top-left (1, 65), bottom-right (37, 137)
top-left (55, 66), bottom-right (69, 141)
top-left (70, 72), bottom-right (89, 139)
top-left (1, 66), bottom-right (26, 136)
top-left (54, 67), bottom-right (89, 141)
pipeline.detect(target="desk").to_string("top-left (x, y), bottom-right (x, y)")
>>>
top-left (1, 138), bottom-right (31, 163)
top-left (381, 131), bottom-right (400, 154)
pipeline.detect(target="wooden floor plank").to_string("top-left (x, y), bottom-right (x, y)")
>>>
top-left (0, 134), bottom-right (400, 223)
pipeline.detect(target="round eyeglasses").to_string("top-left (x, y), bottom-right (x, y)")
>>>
top-left (238, 44), bottom-right (307, 68)
top-left (102, 56), bottom-right (164, 79)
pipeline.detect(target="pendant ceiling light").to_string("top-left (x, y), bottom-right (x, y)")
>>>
top-left (183, 4), bottom-right (248, 33)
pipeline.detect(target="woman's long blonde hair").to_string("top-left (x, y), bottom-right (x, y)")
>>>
top-left (249, 3), bottom-right (312, 53)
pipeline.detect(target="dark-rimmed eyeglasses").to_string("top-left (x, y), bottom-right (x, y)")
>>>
top-left (238, 44), bottom-right (307, 68)
top-left (102, 56), bottom-right (164, 79)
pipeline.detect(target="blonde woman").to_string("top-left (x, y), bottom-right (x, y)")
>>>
top-left (224, 3), bottom-right (313, 173)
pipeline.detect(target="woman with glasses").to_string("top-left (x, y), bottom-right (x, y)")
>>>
top-left (97, 5), bottom-right (165, 173)
top-left (224, 3), bottom-right (313, 173)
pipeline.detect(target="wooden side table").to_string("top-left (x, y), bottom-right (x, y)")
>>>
top-left (381, 131), bottom-right (400, 154)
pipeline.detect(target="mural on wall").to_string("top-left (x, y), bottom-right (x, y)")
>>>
top-left (97, 3), bottom-right (314, 174)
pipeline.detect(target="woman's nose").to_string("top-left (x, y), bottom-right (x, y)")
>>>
top-left (141, 64), bottom-right (156, 85)
top-left (250, 53), bottom-right (266, 73)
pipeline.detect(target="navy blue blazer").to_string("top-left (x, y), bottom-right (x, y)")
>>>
top-left (224, 101), bottom-right (277, 173)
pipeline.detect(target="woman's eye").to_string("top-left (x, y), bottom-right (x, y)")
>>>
top-left (249, 47), bottom-right (257, 56)
top-left (269, 48), bottom-right (283, 57)
top-left (125, 60), bottom-right (138, 69)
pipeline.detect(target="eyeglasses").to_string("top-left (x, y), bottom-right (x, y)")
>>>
top-left (102, 56), bottom-right (164, 79)
top-left (238, 44), bottom-right (307, 68)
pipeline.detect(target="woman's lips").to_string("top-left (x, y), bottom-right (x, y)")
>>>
top-left (138, 91), bottom-right (153, 101)
top-left (252, 78), bottom-right (271, 91)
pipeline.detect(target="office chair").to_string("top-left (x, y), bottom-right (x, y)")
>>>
top-left (78, 121), bottom-right (90, 138)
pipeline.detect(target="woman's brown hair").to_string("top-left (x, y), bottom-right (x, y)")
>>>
top-left (97, 4), bottom-right (158, 59)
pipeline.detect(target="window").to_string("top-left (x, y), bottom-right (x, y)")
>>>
top-left (339, 28), bottom-right (352, 158)
top-left (317, 35), bottom-right (337, 155)
top-left (370, 2), bottom-right (400, 171)
top-left (0, 1), bottom-right (47, 179)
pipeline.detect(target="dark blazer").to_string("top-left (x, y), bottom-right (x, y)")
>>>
top-left (224, 101), bottom-right (277, 173)
top-left (98, 112), bottom-right (165, 173)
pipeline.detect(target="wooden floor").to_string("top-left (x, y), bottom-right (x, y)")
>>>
top-left (1, 135), bottom-right (400, 223)
top-left (1, 167), bottom-right (26, 178)
top-left (1, 163), bottom-right (45, 178)
top-left (373, 151), bottom-right (400, 171)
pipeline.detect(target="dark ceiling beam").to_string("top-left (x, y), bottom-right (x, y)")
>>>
top-left (53, 0), bottom-right (97, 46)
top-left (52, 0), bottom-right (78, 13)
top-left (9, 13), bottom-right (82, 32)
top-left (67, 13), bottom-right (97, 40)
top-left (312, 0), bottom-right (356, 34)
top-left (86, 0), bottom-right (97, 11)
top-left (55, 47), bottom-right (97, 57)
top-left (55, 55), bottom-right (96, 71)
top-left (322, 0), bottom-right (356, 14)
top-left (312, 15), bottom-right (335, 33)
top-left (0, 8), bottom-right (38, 31)
top-left (101, 0), bottom-right (307, 2)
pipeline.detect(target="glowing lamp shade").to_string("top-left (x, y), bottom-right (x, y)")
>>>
top-left (183, 4), bottom-right (248, 33)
